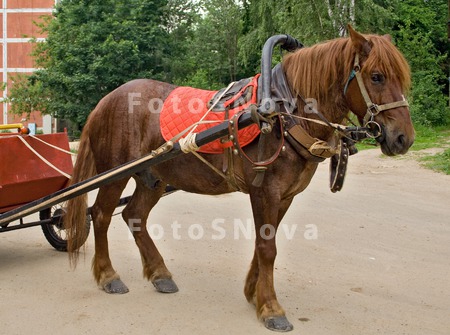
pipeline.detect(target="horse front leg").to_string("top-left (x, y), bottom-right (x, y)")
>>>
top-left (246, 192), bottom-right (294, 332)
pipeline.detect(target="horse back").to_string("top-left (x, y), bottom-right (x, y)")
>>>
top-left (84, 79), bottom-right (176, 173)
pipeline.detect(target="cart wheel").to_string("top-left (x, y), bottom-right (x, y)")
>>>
top-left (40, 206), bottom-right (91, 252)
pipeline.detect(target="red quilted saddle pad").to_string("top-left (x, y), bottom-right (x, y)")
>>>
top-left (160, 77), bottom-right (260, 154)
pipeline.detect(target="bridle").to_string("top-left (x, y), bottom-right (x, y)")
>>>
top-left (344, 54), bottom-right (409, 138)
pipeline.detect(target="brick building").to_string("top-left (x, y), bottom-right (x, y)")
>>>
top-left (1, 0), bottom-right (57, 132)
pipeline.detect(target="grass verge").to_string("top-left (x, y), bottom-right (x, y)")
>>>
top-left (420, 148), bottom-right (450, 174)
top-left (356, 124), bottom-right (450, 175)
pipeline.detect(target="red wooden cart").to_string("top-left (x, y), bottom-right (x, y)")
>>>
top-left (0, 124), bottom-right (171, 250)
top-left (0, 125), bottom-right (89, 250)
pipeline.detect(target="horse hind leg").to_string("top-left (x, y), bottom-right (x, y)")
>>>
top-left (121, 172), bottom-right (178, 293)
top-left (91, 180), bottom-right (130, 294)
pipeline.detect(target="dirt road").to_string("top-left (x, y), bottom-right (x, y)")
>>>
top-left (1, 149), bottom-right (449, 335)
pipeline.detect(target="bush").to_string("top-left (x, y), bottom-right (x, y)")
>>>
top-left (410, 71), bottom-right (450, 126)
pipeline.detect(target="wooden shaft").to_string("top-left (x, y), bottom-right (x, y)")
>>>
top-left (0, 113), bottom-right (255, 226)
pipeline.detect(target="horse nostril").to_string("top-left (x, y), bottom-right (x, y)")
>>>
top-left (397, 134), bottom-right (405, 147)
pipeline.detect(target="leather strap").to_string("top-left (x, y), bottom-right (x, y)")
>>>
top-left (329, 138), bottom-right (349, 193)
top-left (351, 54), bottom-right (410, 126)
top-left (231, 110), bottom-right (285, 167)
top-left (287, 125), bottom-right (338, 159)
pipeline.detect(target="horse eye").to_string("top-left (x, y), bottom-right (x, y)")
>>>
top-left (371, 73), bottom-right (384, 84)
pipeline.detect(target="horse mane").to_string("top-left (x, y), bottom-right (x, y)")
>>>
top-left (282, 34), bottom-right (411, 106)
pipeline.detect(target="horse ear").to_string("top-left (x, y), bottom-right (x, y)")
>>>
top-left (347, 24), bottom-right (371, 56)
top-left (383, 34), bottom-right (392, 42)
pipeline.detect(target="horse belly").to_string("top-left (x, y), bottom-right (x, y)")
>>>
top-left (151, 153), bottom-right (239, 195)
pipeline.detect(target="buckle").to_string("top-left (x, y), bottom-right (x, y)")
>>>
top-left (367, 103), bottom-right (381, 116)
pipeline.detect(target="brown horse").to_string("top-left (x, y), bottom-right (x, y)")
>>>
top-left (65, 26), bottom-right (414, 332)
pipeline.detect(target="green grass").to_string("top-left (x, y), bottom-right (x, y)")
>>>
top-left (420, 147), bottom-right (450, 174)
top-left (410, 124), bottom-right (450, 151)
top-left (411, 125), bottom-right (450, 174)
top-left (355, 137), bottom-right (378, 151)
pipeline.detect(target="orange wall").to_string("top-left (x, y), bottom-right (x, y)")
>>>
top-left (8, 0), bottom-right (54, 8)
top-left (2, 0), bottom-right (54, 126)
top-left (8, 43), bottom-right (36, 68)
top-left (7, 12), bottom-right (49, 38)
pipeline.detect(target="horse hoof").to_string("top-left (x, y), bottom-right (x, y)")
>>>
top-left (103, 279), bottom-right (129, 294)
top-left (152, 278), bottom-right (179, 293)
top-left (264, 316), bottom-right (294, 332)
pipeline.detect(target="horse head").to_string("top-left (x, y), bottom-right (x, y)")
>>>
top-left (344, 25), bottom-right (415, 156)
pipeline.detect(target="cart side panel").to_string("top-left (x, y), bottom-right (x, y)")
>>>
top-left (0, 133), bottom-right (73, 213)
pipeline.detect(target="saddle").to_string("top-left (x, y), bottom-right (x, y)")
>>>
top-left (160, 76), bottom-right (260, 154)
top-left (207, 77), bottom-right (254, 111)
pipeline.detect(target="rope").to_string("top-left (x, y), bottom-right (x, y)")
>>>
top-left (179, 133), bottom-right (199, 153)
top-left (191, 151), bottom-right (233, 186)
top-left (281, 112), bottom-right (372, 144)
top-left (16, 136), bottom-right (72, 179)
top-left (282, 113), bottom-right (348, 132)
top-left (30, 135), bottom-right (77, 156)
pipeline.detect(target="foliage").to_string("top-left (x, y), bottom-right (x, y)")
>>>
top-left (6, 0), bottom-right (450, 130)
top-left (175, 68), bottom-right (223, 91)
top-left (159, 0), bottom-right (201, 83)
top-left (5, 73), bottom-right (49, 117)
top-left (173, 0), bottom-right (245, 88)
top-left (390, 0), bottom-right (449, 127)
top-left (9, 0), bottom-right (172, 127)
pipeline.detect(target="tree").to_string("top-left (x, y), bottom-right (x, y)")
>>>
top-left (238, 0), bottom-right (393, 76)
top-left (8, 0), bottom-right (449, 129)
top-left (159, 0), bottom-right (201, 84)
top-left (391, 0), bottom-right (449, 126)
top-left (8, 0), bottom-right (169, 129)
top-left (174, 0), bottom-right (245, 88)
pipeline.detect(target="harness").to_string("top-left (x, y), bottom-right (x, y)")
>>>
top-left (172, 35), bottom-right (410, 193)
top-left (278, 52), bottom-right (410, 191)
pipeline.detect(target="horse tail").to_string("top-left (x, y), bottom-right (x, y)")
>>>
top-left (65, 124), bottom-right (97, 267)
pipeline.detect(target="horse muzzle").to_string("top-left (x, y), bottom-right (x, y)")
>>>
top-left (378, 124), bottom-right (414, 156)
